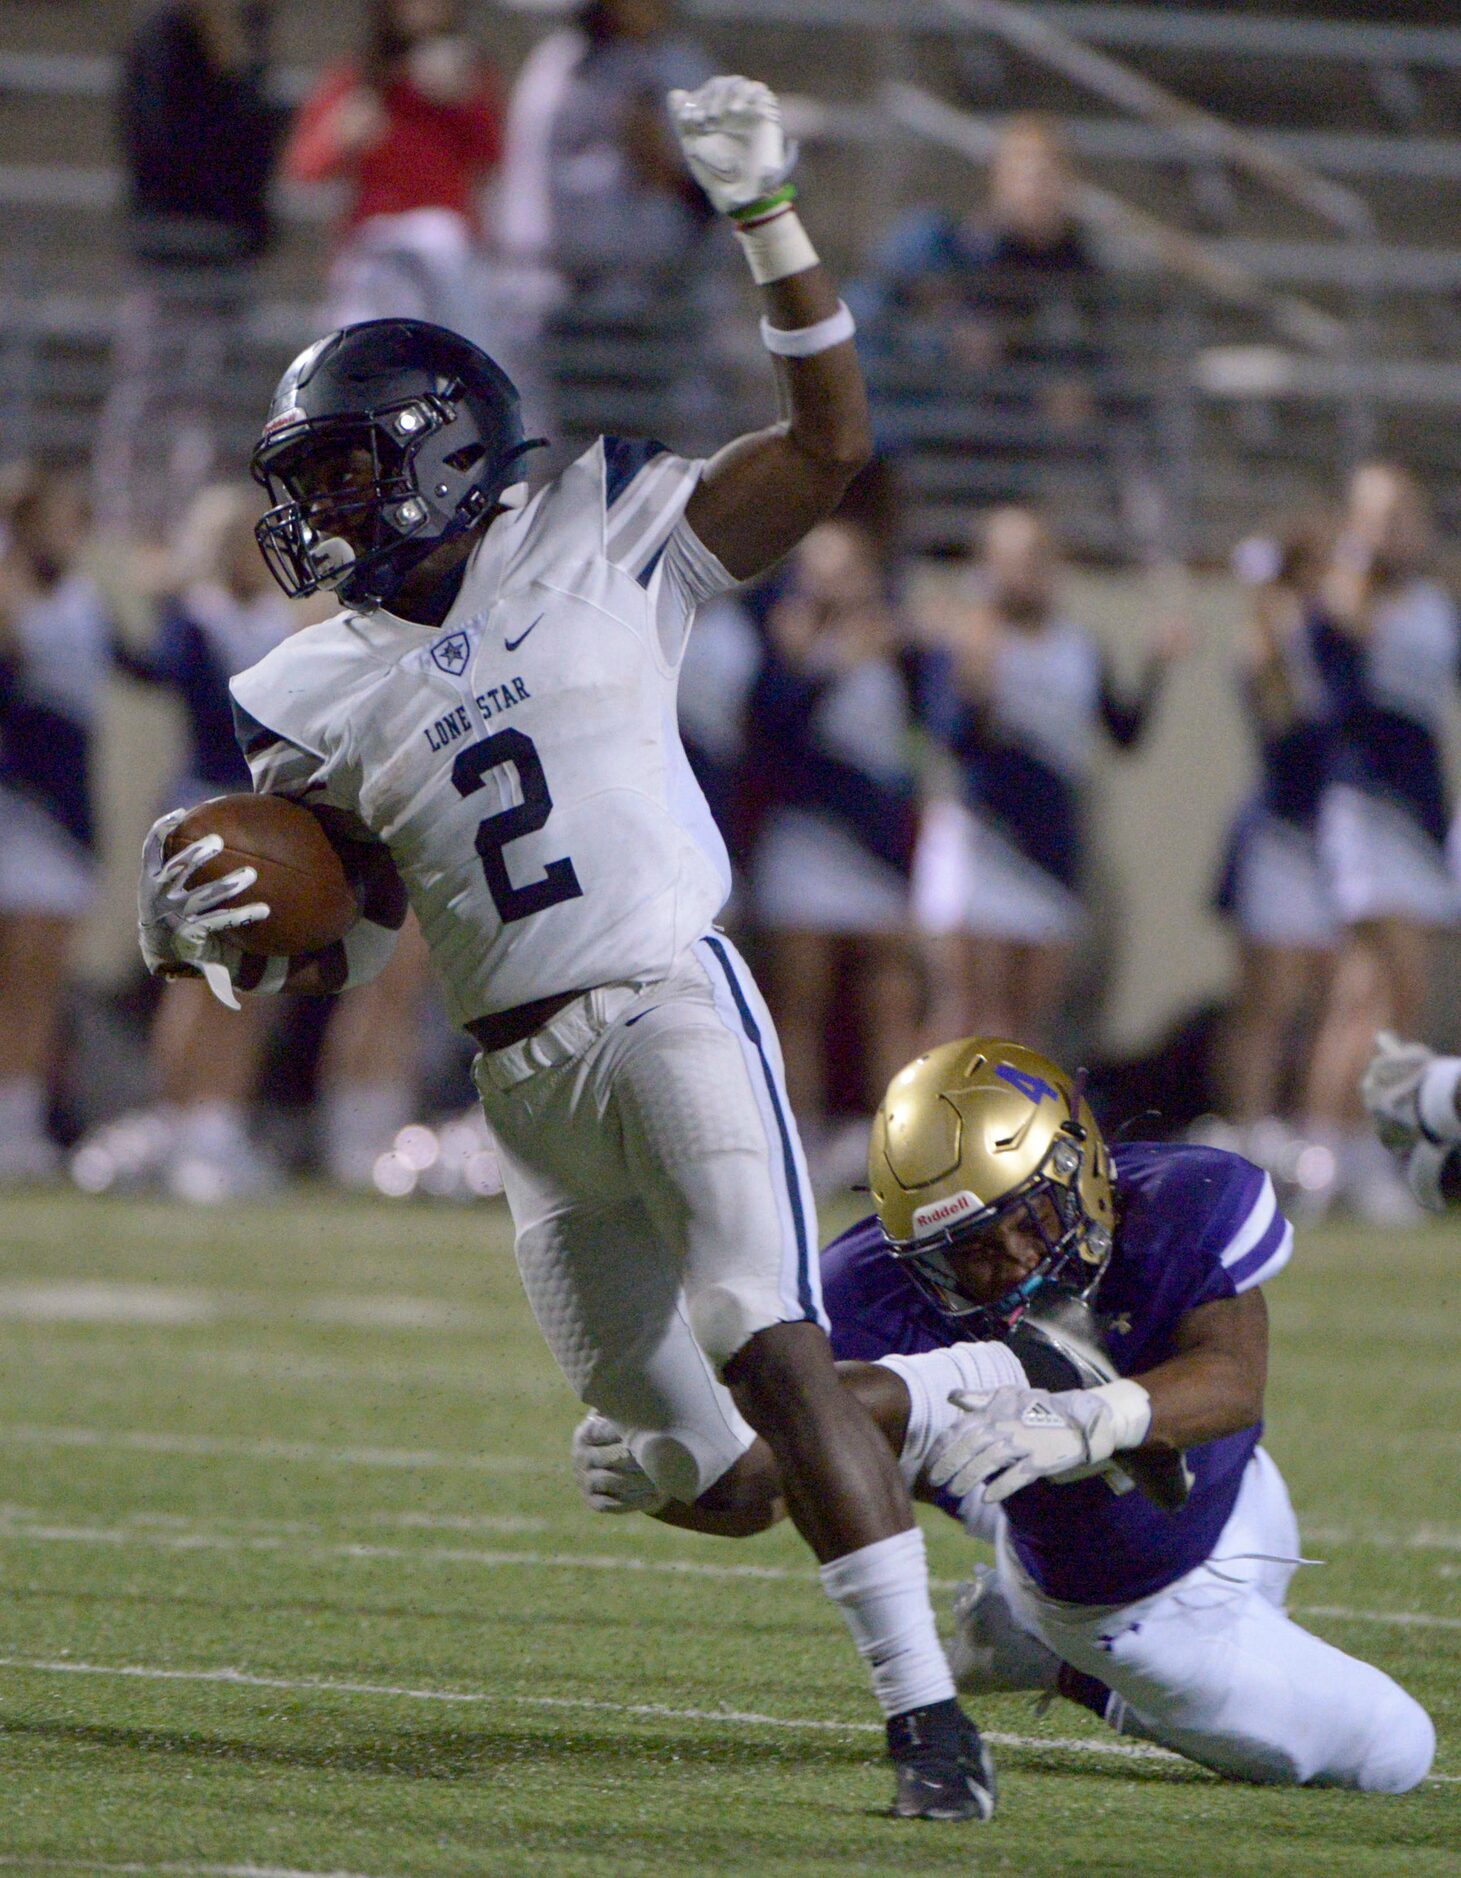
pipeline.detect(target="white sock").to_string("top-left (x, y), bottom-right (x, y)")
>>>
top-left (321, 1082), bottom-right (412, 1185)
top-left (818, 1526), bottom-right (956, 1719)
top-left (175, 1099), bottom-right (250, 1161)
top-left (875, 1341), bottom-right (1027, 1490)
top-left (0, 1076), bottom-right (46, 1145)
top-left (1418, 1057), bottom-right (1461, 1143)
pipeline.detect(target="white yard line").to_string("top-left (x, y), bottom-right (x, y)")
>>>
top-left (0, 1654), bottom-right (1454, 1787)
top-left (1301, 1522), bottom-right (1461, 1553)
top-left (0, 1282), bottom-right (489, 1333)
top-left (0, 1862), bottom-right (386, 1878)
top-left (2, 1510), bottom-right (1458, 1630)
top-left (0, 1652), bottom-right (1176, 1759)
top-left (0, 1425), bottom-right (539, 1474)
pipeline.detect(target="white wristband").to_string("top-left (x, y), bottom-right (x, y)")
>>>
top-left (733, 206), bottom-right (818, 286)
top-left (1091, 1379), bottom-right (1153, 1454)
top-left (760, 301), bottom-right (856, 358)
top-left (1418, 1056), bottom-right (1461, 1143)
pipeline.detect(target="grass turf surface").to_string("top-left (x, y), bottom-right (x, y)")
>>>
top-left (0, 1188), bottom-right (1455, 1877)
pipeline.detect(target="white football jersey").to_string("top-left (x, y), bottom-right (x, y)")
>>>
top-left (229, 438), bottom-right (737, 1025)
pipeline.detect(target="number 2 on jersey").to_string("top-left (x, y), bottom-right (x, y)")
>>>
top-left (452, 728), bottom-right (583, 925)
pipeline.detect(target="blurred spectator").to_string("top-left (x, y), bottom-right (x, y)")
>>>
top-left (315, 918), bottom-right (435, 1192)
top-left (1300, 463), bottom-right (1458, 1223)
top-left (94, 1), bottom-right (284, 546)
top-left (1212, 518), bottom-right (1338, 1158)
top-left (487, 19), bottom-right (590, 420)
top-left (855, 116), bottom-right (1101, 432)
top-left (746, 518), bottom-right (920, 1191)
top-left (0, 467), bottom-right (111, 1182)
top-left (76, 481), bottom-right (439, 1199)
top-left (675, 591), bottom-right (761, 887)
top-left (285, 0), bottom-right (504, 347)
top-left (546, 0), bottom-right (712, 307)
top-left (540, 1), bottom-right (722, 447)
top-left (79, 484), bottom-right (295, 1200)
top-left (913, 506), bottom-right (1184, 1050)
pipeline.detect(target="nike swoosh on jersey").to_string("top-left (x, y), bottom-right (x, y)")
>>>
top-left (624, 1008), bottom-right (659, 1026)
top-left (504, 613), bottom-right (545, 652)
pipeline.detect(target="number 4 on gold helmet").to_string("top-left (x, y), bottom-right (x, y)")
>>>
top-left (867, 1037), bottom-right (1117, 1336)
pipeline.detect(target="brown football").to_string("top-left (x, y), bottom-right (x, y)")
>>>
top-left (164, 794), bottom-right (360, 957)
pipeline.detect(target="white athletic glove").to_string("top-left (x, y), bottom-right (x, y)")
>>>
top-left (137, 808), bottom-right (270, 1013)
top-left (666, 75), bottom-right (796, 217)
top-left (1361, 1030), bottom-right (1461, 1151)
top-left (570, 1412), bottom-right (668, 1516)
top-left (928, 1381), bottom-right (1153, 1509)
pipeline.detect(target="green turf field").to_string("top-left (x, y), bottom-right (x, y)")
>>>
top-left (0, 1187), bottom-right (1455, 1878)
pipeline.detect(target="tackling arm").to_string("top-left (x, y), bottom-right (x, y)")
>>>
top-left (1128, 1288), bottom-right (1267, 1453)
top-left (930, 1291), bottom-right (1268, 1509)
top-left (670, 78), bottom-right (872, 583)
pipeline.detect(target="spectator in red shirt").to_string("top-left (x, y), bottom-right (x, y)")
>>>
top-left (285, 0), bottom-right (504, 343)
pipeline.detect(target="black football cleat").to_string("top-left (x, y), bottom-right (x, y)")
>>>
top-left (887, 1697), bottom-right (997, 1821)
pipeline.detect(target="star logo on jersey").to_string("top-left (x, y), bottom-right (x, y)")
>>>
top-left (430, 631), bottom-right (471, 677)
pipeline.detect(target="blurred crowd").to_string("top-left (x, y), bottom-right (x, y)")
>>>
top-left (2, 0), bottom-right (1458, 1224)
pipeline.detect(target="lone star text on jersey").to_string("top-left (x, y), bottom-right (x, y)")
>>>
top-left (423, 675), bottom-right (531, 753)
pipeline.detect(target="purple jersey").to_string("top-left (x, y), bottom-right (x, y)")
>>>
top-left (821, 1141), bottom-right (1293, 1604)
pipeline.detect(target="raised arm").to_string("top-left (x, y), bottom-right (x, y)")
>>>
top-left (669, 78), bottom-right (872, 583)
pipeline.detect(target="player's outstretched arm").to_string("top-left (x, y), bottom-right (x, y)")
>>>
top-left (929, 1291), bottom-right (1269, 1508)
top-left (670, 77), bottom-right (872, 583)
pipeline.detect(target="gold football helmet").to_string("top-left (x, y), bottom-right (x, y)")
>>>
top-left (868, 1037), bottom-right (1116, 1333)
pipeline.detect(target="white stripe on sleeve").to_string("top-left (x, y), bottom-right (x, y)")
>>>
top-left (1218, 1172), bottom-right (1278, 1270)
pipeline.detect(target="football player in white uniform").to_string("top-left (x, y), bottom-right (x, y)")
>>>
top-left (1362, 1029), bottom-right (1461, 1206)
top-left (136, 77), bottom-right (995, 1821)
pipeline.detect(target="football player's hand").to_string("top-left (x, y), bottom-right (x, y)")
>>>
top-left (666, 76), bottom-right (796, 216)
top-left (137, 809), bottom-right (270, 1012)
top-left (928, 1382), bottom-right (1152, 1508)
top-left (570, 1412), bottom-right (668, 1516)
top-left (1361, 1030), bottom-right (1438, 1152)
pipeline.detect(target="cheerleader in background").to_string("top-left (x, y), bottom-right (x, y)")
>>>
top-left (79, 484), bottom-right (296, 1199)
top-left (913, 506), bottom-right (1186, 1050)
top-left (1214, 518), bottom-right (1338, 1167)
top-left (746, 516), bottom-right (920, 1193)
top-left (0, 467), bottom-right (111, 1182)
top-left (1301, 463), bottom-right (1458, 1223)
top-left (84, 485), bottom-right (436, 1199)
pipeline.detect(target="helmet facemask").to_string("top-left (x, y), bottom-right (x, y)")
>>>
top-left (253, 391), bottom-right (536, 610)
top-left (254, 397), bottom-right (458, 605)
top-left (886, 1121), bottom-right (1113, 1339)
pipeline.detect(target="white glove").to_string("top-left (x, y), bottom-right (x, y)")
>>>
top-left (928, 1382), bottom-right (1153, 1508)
top-left (666, 76), bottom-right (796, 216)
top-left (1361, 1030), bottom-right (1461, 1151)
top-left (570, 1412), bottom-right (668, 1516)
top-left (137, 808), bottom-right (270, 1013)
top-left (1361, 1031), bottom-right (1436, 1151)
top-left (1401, 1136), bottom-right (1458, 1212)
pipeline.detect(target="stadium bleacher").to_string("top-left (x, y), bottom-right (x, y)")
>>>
top-left (6, 1), bottom-right (1461, 558)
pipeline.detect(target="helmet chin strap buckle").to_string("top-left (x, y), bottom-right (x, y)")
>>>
top-left (307, 533), bottom-right (356, 581)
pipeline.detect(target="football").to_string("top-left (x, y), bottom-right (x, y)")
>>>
top-left (164, 793), bottom-right (360, 957)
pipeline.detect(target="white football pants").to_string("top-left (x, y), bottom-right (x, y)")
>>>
top-left (473, 933), bottom-right (824, 1504)
top-left (996, 1447), bottom-right (1435, 1791)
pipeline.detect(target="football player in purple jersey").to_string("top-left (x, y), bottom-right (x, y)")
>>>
top-left (573, 1037), bottom-right (1434, 1792)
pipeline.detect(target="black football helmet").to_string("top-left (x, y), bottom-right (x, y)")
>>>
top-left (251, 319), bottom-right (545, 609)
